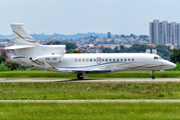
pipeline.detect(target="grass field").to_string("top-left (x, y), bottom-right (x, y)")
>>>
top-left (0, 71), bottom-right (180, 78)
top-left (1, 71), bottom-right (180, 119)
top-left (0, 102), bottom-right (180, 120)
top-left (0, 82), bottom-right (180, 99)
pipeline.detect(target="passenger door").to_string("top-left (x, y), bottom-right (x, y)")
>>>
top-left (97, 57), bottom-right (101, 64)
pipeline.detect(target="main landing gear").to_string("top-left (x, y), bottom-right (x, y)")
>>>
top-left (77, 72), bottom-right (88, 80)
top-left (152, 70), bottom-right (155, 79)
top-left (77, 73), bottom-right (83, 80)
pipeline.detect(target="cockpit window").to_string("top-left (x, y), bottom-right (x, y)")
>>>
top-left (159, 57), bottom-right (163, 60)
top-left (154, 57), bottom-right (159, 60)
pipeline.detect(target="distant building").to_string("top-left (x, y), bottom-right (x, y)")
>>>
top-left (149, 20), bottom-right (180, 45)
top-left (146, 49), bottom-right (157, 54)
top-left (107, 32), bottom-right (111, 38)
top-left (146, 49), bottom-right (151, 54)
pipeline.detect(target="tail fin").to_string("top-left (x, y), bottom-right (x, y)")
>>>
top-left (11, 23), bottom-right (37, 45)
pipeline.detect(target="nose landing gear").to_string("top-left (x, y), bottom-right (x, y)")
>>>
top-left (152, 70), bottom-right (155, 79)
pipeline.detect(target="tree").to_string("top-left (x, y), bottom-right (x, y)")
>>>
top-left (1, 51), bottom-right (8, 58)
top-left (66, 50), bottom-right (81, 53)
top-left (129, 33), bottom-right (136, 39)
top-left (0, 51), bottom-right (8, 64)
top-left (5, 61), bottom-right (20, 71)
top-left (139, 35), bottom-right (149, 39)
top-left (121, 34), bottom-right (126, 38)
top-left (102, 48), bottom-right (113, 53)
top-left (156, 45), bottom-right (170, 60)
top-left (170, 49), bottom-right (180, 63)
top-left (115, 34), bottom-right (119, 38)
top-left (90, 36), bottom-right (98, 40)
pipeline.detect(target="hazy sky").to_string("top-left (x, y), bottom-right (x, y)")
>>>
top-left (0, 0), bottom-right (180, 35)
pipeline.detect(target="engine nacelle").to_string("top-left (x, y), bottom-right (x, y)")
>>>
top-left (35, 55), bottom-right (61, 63)
top-left (11, 55), bottom-right (26, 63)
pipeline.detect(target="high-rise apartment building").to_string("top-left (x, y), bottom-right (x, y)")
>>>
top-left (107, 32), bottom-right (111, 38)
top-left (149, 20), bottom-right (180, 45)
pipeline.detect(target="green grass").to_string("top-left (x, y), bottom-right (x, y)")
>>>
top-left (0, 71), bottom-right (180, 119)
top-left (0, 82), bottom-right (180, 99)
top-left (0, 71), bottom-right (180, 78)
top-left (0, 102), bottom-right (180, 120)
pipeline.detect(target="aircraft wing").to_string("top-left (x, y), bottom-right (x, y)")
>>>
top-left (57, 67), bottom-right (111, 72)
top-left (43, 61), bottom-right (111, 72)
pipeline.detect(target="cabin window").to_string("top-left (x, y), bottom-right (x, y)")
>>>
top-left (154, 57), bottom-right (159, 60)
top-left (86, 59), bottom-right (88, 62)
top-left (128, 58), bottom-right (130, 61)
top-left (94, 59), bottom-right (96, 62)
top-left (121, 59), bottom-right (123, 61)
top-left (82, 59), bottom-right (85, 62)
top-left (124, 59), bottom-right (127, 61)
top-left (113, 59), bottom-right (115, 62)
top-left (79, 59), bottom-right (81, 62)
top-left (102, 59), bottom-right (104, 62)
top-left (117, 59), bottom-right (119, 62)
top-left (75, 59), bottom-right (77, 62)
top-left (106, 59), bottom-right (108, 62)
top-left (109, 59), bottom-right (111, 62)
top-left (132, 58), bottom-right (134, 61)
top-left (90, 59), bottom-right (92, 62)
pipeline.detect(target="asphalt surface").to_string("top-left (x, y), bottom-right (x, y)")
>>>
top-left (0, 78), bottom-right (180, 83)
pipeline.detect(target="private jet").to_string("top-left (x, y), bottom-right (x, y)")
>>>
top-left (5, 23), bottom-right (176, 80)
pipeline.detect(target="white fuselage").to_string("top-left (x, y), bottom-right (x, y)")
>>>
top-left (11, 53), bottom-right (176, 74)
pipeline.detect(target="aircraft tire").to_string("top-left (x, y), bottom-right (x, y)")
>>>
top-left (77, 74), bottom-right (83, 80)
top-left (152, 76), bottom-right (155, 79)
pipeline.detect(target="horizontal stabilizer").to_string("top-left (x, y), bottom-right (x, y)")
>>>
top-left (4, 45), bottom-right (35, 50)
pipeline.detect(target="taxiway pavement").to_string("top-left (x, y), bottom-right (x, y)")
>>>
top-left (0, 78), bottom-right (180, 83)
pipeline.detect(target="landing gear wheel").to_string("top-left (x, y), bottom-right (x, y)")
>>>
top-left (151, 70), bottom-right (155, 79)
top-left (77, 73), bottom-right (83, 80)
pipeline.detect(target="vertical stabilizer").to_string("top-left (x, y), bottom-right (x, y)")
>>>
top-left (11, 23), bottom-right (37, 45)
top-left (8, 23), bottom-right (65, 58)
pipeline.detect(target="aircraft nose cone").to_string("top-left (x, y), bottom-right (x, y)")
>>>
top-left (172, 63), bottom-right (177, 68)
top-left (163, 61), bottom-right (177, 70)
top-left (168, 62), bottom-right (176, 69)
